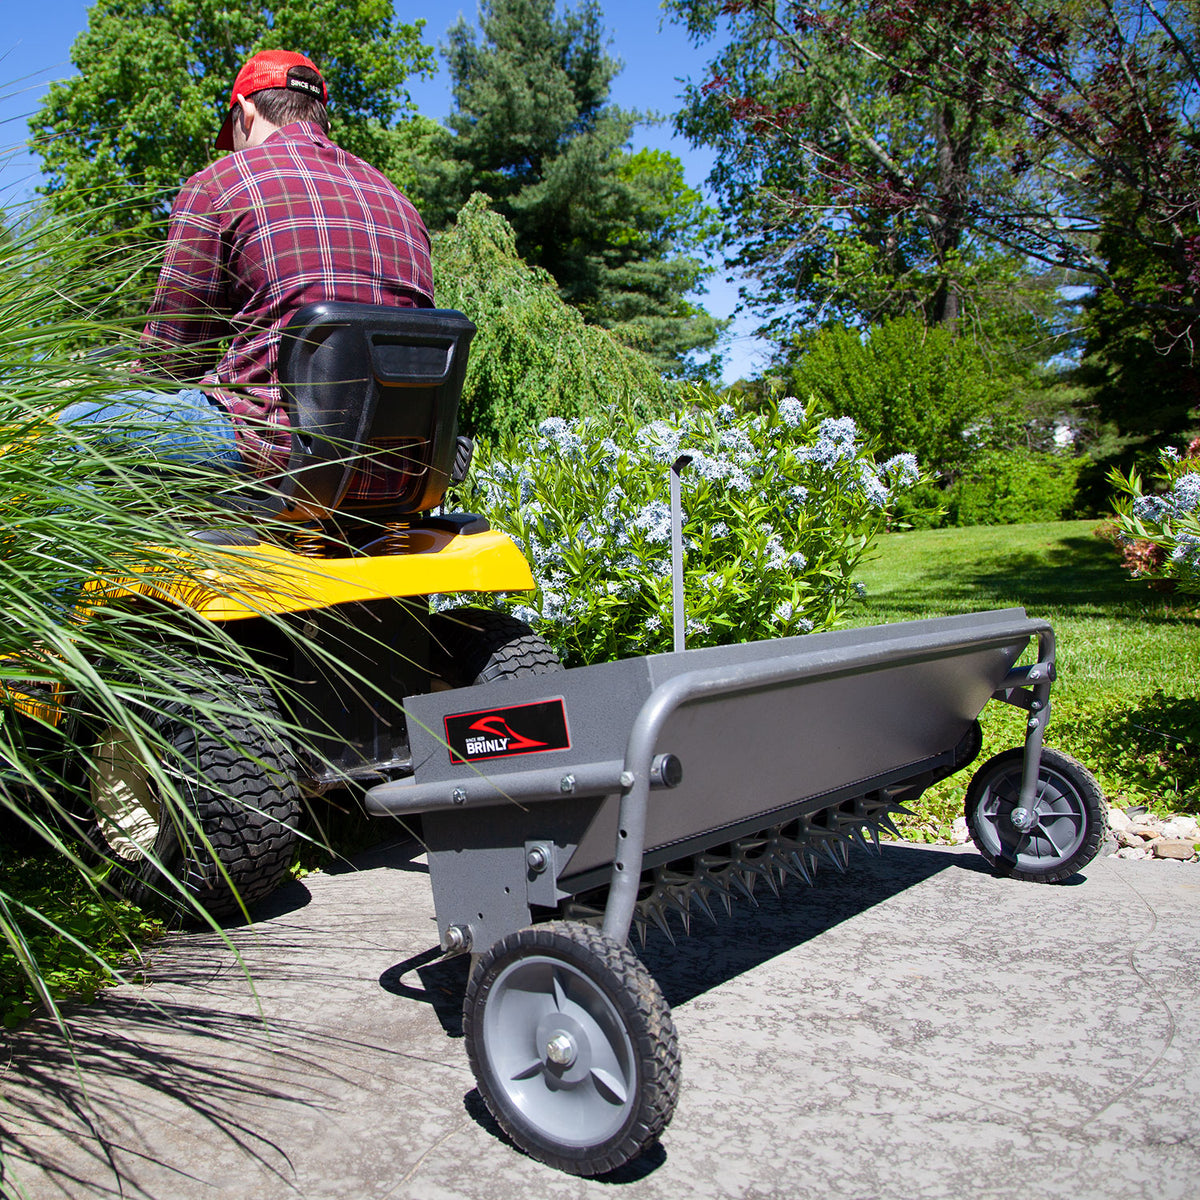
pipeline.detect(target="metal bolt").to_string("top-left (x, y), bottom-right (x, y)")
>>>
top-left (443, 924), bottom-right (471, 954)
top-left (527, 845), bottom-right (549, 873)
top-left (620, 770), bottom-right (635, 789)
top-left (1030, 699), bottom-right (1043, 711)
top-left (1027, 718), bottom-right (1040, 730)
top-left (545, 1032), bottom-right (575, 1066)
top-left (1010, 807), bottom-right (1034, 831)
top-left (559, 774), bottom-right (576, 794)
top-left (451, 787), bottom-right (467, 806)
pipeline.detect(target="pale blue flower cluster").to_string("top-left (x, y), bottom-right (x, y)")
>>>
top-left (882, 453), bottom-right (920, 486)
top-left (798, 416), bottom-right (860, 467)
top-left (778, 396), bottom-right (806, 428)
top-left (630, 500), bottom-right (674, 544)
top-left (1174, 473), bottom-right (1200, 513)
top-left (857, 462), bottom-right (890, 508)
top-left (645, 419), bottom-right (686, 464)
top-left (718, 425), bottom-right (754, 462)
top-left (1172, 533), bottom-right (1200, 569)
top-left (1134, 472), bottom-right (1200, 520)
top-left (689, 450), bottom-right (752, 492)
top-left (536, 416), bottom-right (584, 459)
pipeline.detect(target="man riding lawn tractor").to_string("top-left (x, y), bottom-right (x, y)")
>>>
top-left (22, 50), bottom-right (563, 919)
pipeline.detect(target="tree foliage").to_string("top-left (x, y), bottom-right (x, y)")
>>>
top-left (421, 0), bottom-right (724, 375)
top-left (787, 314), bottom-right (1022, 475)
top-left (432, 194), bottom-right (669, 441)
top-left (668, 1), bottom-right (1200, 349)
top-left (665, 0), bottom-right (1057, 343)
top-left (28, 0), bottom-right (433, 238)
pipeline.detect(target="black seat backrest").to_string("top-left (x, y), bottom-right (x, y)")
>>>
top-left (273, 302), bottom-right (476, 521)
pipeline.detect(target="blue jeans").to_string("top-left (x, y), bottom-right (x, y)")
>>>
top-left (58, 388), bottom-right (245, 469)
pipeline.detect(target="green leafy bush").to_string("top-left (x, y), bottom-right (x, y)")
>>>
top-left (456, 389), bottom-right (922, 666)
top-left (786, 315), bottom-right (1022, 477)
top-left (948, 447), bottom-right (1088, 526)
top-left (1109, 439), bottom-right (1200, 593)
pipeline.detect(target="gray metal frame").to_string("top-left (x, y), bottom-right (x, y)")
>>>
top-left (367, 607), bottom-right (1054, 953)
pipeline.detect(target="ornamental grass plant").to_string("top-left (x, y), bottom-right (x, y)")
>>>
top-left (0, 203), bottom-right (330, 1030)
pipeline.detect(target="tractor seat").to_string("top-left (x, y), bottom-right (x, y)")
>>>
top-left (234, 302), bottom-right (476, 524)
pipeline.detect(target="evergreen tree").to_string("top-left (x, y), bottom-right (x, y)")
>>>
top-left (432, 193), bottom-right (669, 440)
top-left (422, 0), bottom-right (724, 376)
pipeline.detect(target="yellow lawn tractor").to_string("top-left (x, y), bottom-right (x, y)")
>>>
top-left (25, 302), bottom-right (563, 919)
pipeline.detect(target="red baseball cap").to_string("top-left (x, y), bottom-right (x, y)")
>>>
top-left (215, 49), bottom-right (328, 151)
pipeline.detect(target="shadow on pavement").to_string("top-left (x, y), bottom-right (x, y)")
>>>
top-left (639, 842), bottom-right (961, 1007)
top-left (0, 995), bottom-right (407, 1200)
top-left (377, 842), bottom-right (965, 1029)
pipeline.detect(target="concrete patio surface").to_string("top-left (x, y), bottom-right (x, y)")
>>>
top-left (1, 838), bottom-right (1197, 1200)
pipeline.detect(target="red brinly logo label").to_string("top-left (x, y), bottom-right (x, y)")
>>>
top-left (444, 699), bottom-right (570, 763)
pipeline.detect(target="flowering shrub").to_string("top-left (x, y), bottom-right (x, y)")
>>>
top-left (454, 388), bottom-right (922, 666)
top-left (1109, 439), bottom-right (1200, 593)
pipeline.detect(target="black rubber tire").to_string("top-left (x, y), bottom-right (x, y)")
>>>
top-left (965, 746), bottom-right (1108, 883)
top-left (429, 607), bottom-right (563, 687)
top-left (464, 921), bottom-right (681, 1176)
top-left (75, 664), bottom-right (301, 921)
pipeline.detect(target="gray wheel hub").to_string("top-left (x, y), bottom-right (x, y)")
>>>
top-left (978, 768), bottom-right (1087, 867)
top-left (481, 954), bottom-right (636, 1145)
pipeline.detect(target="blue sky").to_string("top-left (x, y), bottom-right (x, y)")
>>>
top-left (0, 1), bottom-right (769, 381)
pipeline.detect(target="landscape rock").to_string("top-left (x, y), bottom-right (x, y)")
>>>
top-left (1159, 816), bottom-right (1200, 841)
top-left (1152, 840), bottom-right (1198, 861)
top-left (1107, 807), bottom-right (1135, 835)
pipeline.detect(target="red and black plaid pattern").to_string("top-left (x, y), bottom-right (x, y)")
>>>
top-left (141, 121), bottom-right (434, 476)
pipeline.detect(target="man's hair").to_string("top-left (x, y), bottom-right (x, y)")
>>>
top-left (248, 65), bottom-right (329, 134)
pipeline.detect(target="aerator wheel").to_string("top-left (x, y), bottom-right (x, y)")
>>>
top-left (965, 747), bottom-right (1107, 883)
top-left (428, 607), bottom-right (563, 687)
top-left (463, 921), bottom-right (680, 1176)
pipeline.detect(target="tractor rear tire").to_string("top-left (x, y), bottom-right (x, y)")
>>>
top-left (429, 607), bottom-right (563, 687)
top-left (77, 663), bottom-right (301, 921)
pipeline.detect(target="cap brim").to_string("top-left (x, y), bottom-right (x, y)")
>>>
top-left (215, 110), bottom-right (235, 152)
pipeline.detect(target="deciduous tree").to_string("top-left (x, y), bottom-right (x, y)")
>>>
top-left (29, 0), bottom-right (433, 241)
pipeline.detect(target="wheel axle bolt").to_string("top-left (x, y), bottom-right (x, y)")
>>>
top-left (545, 1032), bottom-right (575, 1066)
top-left (1010, 806), bottom-right (1033, 831)
top-left (443, 924), bottom-right (471, 954)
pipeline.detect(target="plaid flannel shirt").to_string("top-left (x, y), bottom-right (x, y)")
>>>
top-left (140, 121), bottom-right (434, 475)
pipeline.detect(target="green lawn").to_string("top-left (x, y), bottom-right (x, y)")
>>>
top-left (843, 520), bottom-right (1199, 836)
